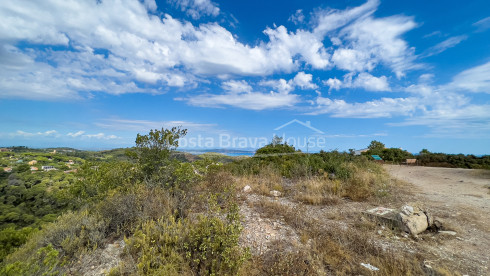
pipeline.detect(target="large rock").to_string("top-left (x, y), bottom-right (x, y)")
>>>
top-left (396, 205), bottom-right (430, 236)
top-left (364, 205), bottom-right (434, 236)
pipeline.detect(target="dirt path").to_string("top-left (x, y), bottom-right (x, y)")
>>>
top-left (384, 165), bottom-right (490, 213)
top-left (384, 165), bottom-right (490, 274)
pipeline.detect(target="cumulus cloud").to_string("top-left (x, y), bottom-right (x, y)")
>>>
top-left (0, 0), bottom-right (421, 102)
top-left (178, 78), bottom-right (299, 110)
top-left (312, 62), bottom-right (490, 137)
top-left (260, 72), bottom-right (318, 94)
top-left (324, 78), bottom-right (342, 91)
top-left (67, 131), bottom-right (85, 138)
top-left (170, 0), bottom-right (220, 19)
top-left (324, 72), bottom-right (390, 91)
top-left (289, 9), bottom-right (305, 25)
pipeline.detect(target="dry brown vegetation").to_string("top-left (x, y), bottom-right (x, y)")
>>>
top-left (233, 162), bottom-right (464, 276)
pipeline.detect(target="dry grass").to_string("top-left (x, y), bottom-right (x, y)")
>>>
top-left (235, 166), bottom-right (283, 196)
top-left (293, 177), bottom-right (342, 205)
top-left (246, 197), bottom-right (432, 275)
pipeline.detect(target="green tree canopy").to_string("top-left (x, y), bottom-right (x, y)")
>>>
top-left (367, 140), bottom-right (385, 152)
top-left (128, 127), bottom-right (188, 177)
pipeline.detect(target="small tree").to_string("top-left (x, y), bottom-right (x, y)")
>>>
top-left (128, 127), bottom-right (187, 177)
top-left (368, 140), bottom-right (385, 152)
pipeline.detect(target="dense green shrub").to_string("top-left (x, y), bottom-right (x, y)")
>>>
top-left (417, 150), bottom-right (490, 169)
top-left (123, 204), bottom-right (249, 276)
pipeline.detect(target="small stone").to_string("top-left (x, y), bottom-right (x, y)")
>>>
top-left (270, 190), bottom-right (282, 197)
top-left (243, 185), bottom-right (251, 193)
top-left (438, 230), bottom-right (457, 236)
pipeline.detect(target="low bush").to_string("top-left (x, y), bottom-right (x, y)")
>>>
top-left (120, 205), bottom-right (249, 276)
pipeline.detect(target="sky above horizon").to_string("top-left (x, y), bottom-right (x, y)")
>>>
top-left (1, 0), bottom-right (490, 154)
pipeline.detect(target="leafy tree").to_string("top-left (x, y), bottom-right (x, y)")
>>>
top-left (367, 140), bottom-right (385, 152)
top-left (128, 127), bottom-right (187, 177)
top-left (15, 164), bottom-right (30, 173)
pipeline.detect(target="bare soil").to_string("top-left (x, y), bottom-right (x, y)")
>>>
top-left (384, 165), bottom-right (490, 275)
top-left (239, 166), bottom-right (490, 275)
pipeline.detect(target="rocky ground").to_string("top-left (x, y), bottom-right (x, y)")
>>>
top-left (238, 165), bottom-right (490, 275)
top-left (71, 165), bottom-right (489, 275)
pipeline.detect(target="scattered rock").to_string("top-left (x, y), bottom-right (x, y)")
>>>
top-left (438, 230), bottom-right (457, 236)
top-left (243, 185), bottom-right (251, 193)
top-left (360, 263), bottom-right (379, 271)
top-left (270, 190), bottom-right (282, 197)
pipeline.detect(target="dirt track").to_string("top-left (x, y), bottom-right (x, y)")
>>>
top-left (384, 165), bottom-right (490, 274)
top-left (384, 165), bottom-right (490, 211)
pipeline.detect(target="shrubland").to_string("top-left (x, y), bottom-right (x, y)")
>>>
top-left (0, 133), bottom-right (457, 275)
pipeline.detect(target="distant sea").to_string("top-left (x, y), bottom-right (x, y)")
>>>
top-left (183, 149), bottom-right (255, 157)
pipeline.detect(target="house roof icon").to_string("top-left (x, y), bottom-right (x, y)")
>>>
top-left (274, 119), bottom-right (325, 134)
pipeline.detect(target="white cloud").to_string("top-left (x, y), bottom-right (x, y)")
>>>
top-left (170, 0), bottom-right (220, 19)
top-left (289, 9), bottom-right (305, 25)
top-left (67, 131), bottom-right (85, 137)
top-left (12, 130), bottom-right (60, 138)
top-left (324, 72), bottom-right (390, 91)
top-left (0, 0), bottom-right (422, 102)
top-left (444, 61), bottom-right (490, 93)
top-left (260, 72), bottom-right (318, 94)
top-left (418, 73), bottom-right (434, 83)
top-left (179, 91), bottom-right (299, 110)
top-left (309, 96), bottom-right (419, 118)
top-left (313, 62), bottom-right (490, 136)
top-left (313, 0), bottom-right (379, 36)
top-left (292, 72), bottom-right (318, 90)
top-left (352, 73), bottom-right (390, 91)
top-left (324, 78), bottom-right (342, 91)
top-left (84, 133), bottom-right (120, 140)
top-left (473, 16), bottom-right (490, 32)
top-left (95, 119), bottom-right (217, 132)
top-left (331, 48), bottom-right (374, 72)
top-left (422, 35), bottom-right (467, 57)
top-left (263, 26), bottom-right (330, 70)
top-left (222, 80), bottom-right (253, 93)
top-left (335, 15), bottom-right (418, 77)
top-left (3, 129), bottom-right (121, 140)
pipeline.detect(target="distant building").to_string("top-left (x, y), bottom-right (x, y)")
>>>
top-left (30, 166), bottom-right (39, 171)
top-left (28, 160), bottom-right (38, 165)
top-left (67, 160), bottom-right (74, 165)
top-left (42, 166), bottom-right (56, 171)
top-left (354, 148), bottom-right (369, 156)
top-left (3, 167), bottom-right (12, 173)
top-left (0, 148), bottom-right (11, 152)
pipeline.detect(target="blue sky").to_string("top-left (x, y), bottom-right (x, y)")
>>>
top-left (1, 0), bottom-right (489, 154)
